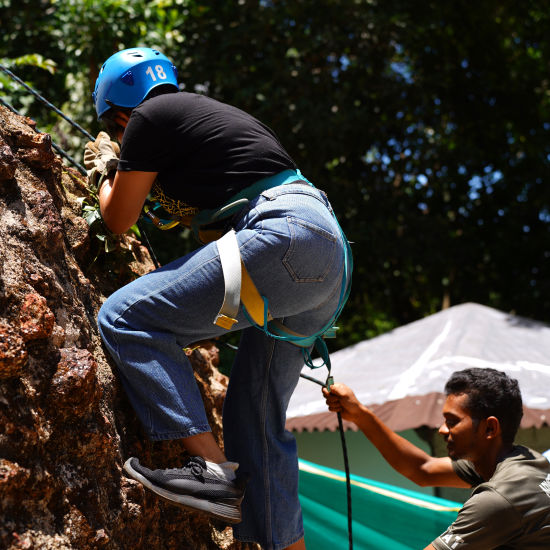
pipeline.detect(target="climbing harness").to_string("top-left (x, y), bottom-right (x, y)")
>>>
top-left (1, 64), bottom-right (354, 547)
top-left (206, 170), bottom-right (353, 370)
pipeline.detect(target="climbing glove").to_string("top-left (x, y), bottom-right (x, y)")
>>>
top-left (83, 131), bottom-right (120, 191)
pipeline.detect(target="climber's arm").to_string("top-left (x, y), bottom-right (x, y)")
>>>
top-left (99, 170), bottom-right (157, 234)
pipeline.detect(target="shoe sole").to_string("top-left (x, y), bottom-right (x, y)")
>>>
top-left (123, 458), bottom-right (242, 524)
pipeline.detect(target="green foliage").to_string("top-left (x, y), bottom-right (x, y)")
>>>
top-left (78, 194), bottom-right (149, 289)
top-left (0, 54), bottom-right (57, 114)
top-left (81, 199), bottom-right (119, 254)
top-left (79, 194), bottom-right (141, 267)
top-left (2, 0), bottom-right (550, 350)
top-left (2, 54), bottom-right (56, 74)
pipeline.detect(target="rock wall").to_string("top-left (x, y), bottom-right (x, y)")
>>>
top-left (0, 106), bottom-right (249, 550)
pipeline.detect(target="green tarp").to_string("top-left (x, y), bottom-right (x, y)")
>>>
top-left (298, 460), bottom-right (462, 549)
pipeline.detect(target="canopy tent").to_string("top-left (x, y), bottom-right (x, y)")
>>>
top-left (298, 459), bottom-right (460, 550)
top-left (287, 303), bottom-right (550, 433)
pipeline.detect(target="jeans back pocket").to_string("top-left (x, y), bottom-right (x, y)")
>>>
top-left (282, 216), bottom-right (337, 283)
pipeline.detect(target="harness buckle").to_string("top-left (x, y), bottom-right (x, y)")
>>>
top-left (142, 203), bottom-right (181, 230)
top-left (214, 313), bottom-right (238, 330)
top-left (323, 326), bottom-right (339, 339)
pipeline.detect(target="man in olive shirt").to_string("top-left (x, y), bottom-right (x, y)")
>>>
top-left (324, 368), bottom-right (550, 549)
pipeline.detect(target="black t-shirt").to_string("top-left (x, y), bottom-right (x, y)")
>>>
top-left (118, 92), bottom-right (297, 209)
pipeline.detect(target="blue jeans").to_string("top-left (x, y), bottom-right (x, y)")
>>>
top-left (97, 183), bottom-right (348, 549)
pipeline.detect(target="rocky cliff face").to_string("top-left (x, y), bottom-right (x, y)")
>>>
top-left (0, 106), bottom-right (248, 550)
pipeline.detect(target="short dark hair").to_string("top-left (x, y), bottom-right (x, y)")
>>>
top-left (444, 368), bottom-right (523, 446)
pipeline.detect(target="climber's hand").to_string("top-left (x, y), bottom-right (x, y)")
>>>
top-left (84, 131), bottom-right (120, 191)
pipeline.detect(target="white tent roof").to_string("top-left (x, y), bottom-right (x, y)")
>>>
top-left (287, 303), bottom-right (550, 431)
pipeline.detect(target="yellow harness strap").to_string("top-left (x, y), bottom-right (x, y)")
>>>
top-left (214, 229), bottom-right (274, 330)
top-left (240, 260), bottom-right (273, 326)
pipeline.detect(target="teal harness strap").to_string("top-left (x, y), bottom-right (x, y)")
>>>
top-left (191, 169), bottom-right (308, 240)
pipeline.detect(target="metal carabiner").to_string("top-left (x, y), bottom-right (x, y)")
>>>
top-left (142, 203), bottom-right (181, 230)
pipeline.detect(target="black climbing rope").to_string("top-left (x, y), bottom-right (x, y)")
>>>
top-left (300, 372), bottom-right (353, 550)
top-left (0, 64), bottom-right (94, 141)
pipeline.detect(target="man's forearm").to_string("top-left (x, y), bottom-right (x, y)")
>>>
top-left (98, 173), bottom-right (119, 232)
top-left (353, 405), bottom-right (435, 486)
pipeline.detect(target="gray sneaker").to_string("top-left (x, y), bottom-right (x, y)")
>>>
top-left (123, 455), bottom-right (246, 524)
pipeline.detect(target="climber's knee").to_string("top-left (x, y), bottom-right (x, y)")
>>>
top-left (97, 296), bottom-right (119, 347)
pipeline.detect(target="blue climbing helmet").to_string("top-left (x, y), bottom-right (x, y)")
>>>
top-left (92, 47), bottom-right (178, 119)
